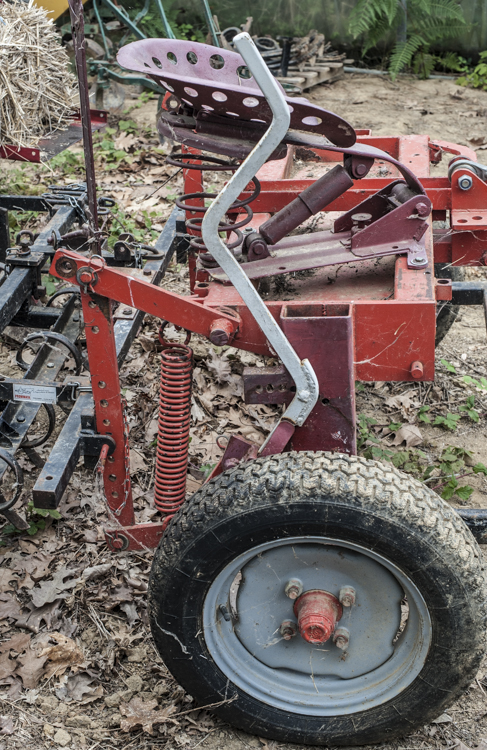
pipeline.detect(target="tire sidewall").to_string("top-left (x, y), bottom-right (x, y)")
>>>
top-left (150, 493), bottom-right (485, 745)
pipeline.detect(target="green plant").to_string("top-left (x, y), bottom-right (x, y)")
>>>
top-left (356, 413), bottom-right (378, 451)
top-left (457, 51), bottom-right (487, 90)
top-left (50, 149), bottom-right (84, 175)
top-left (349, 0), bottom-right (467, 79)
top-left (433, 412), bottom-right (461, 430)
top-left (1, 500), bottom-right (61, 537)
top-left (429, 446), bottom-right (487, 503)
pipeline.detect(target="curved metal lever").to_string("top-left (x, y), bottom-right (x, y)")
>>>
top-left (202, 33), bottom-right (319, 435)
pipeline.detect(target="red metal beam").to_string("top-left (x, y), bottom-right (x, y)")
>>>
top-left (50, 250), bottom-right (241, 338)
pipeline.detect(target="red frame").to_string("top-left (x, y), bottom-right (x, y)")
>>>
top-left (50, 132), bottom-right (486, 550)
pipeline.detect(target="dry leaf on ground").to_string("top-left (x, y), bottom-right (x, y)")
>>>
top-left (0, 569), bottom-right (16, 592)
top-left (206, 350), bottom-right (232, 383)
top-left (15, 642), bottom-right (49, 689)
top-left (120, 696), bottom-right (179, 734)
top-left (14, 599), bottom-right (62, 633)
top-left (30, 567), bottom-right (80, 608)
top-left (391, 424), bottom-right (423, 448)
top-left (38, 632), bottom-right (85, 680)
top-left (0, 592), bottom-right (22, 621)
top-left (56, 672), bottom-right (103, 703)
top-left (0, 716), bottom-right (14, 735)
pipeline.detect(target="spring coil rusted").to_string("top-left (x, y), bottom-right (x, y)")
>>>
top-left (167, 152), bottom-right (260, 265)
top-left (154, 343), bottom-right (193, 523)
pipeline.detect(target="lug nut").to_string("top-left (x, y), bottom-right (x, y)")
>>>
top-left (279, 620), bottom-right (298, 640)
top-left (284, 578), bottom-right (303, 600)
top-left (338, 586), bottom-right (356, 607)
top-left (333, 626), bottom-right (350, 650)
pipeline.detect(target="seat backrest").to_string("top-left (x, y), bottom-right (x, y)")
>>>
top-left (117, 39), bottom-right (356, 148)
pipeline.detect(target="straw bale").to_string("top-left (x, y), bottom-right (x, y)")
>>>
top-left (0, 0), bottom-right (77, 148)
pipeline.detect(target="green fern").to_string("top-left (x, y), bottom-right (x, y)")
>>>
top-left (349, 0), bottom-right (467, 79)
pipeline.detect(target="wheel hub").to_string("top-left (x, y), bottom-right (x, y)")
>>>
top-left (293, 590), bottom-right (342, 644)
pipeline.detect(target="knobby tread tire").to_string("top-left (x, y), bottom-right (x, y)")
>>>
top-left (149, 452), bottom-right (487, 746)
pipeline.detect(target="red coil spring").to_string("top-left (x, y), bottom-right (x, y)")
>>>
top-left (154, 343), bottom-right (193, 523)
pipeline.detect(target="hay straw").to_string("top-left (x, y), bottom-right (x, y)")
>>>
top-left (0, 0), bottom-right (77, 148)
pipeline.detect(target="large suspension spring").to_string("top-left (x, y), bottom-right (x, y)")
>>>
top-left (154, 343), bottom-right (193, 523)
top-left (167, 152), bottom-right (260, 266)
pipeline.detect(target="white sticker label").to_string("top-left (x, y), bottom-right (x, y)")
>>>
top-left (13, 384), bottom-right (57, 405)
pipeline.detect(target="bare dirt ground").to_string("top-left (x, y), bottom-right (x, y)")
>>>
top-left (2, 74), bottom-right (487, 750)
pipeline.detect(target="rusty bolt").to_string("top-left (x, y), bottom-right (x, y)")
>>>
top-left (351, 212), bottom-right (372, 230)
top-left (111, 538), bottom-right (124, 550)
top-left (209, 328), bottom-right (229, 346)
top-left (415, 202), bottom-right (430, 217)
top-left (338, 586), bottom-right (356, 608)
top-left (279, 620), bottom-right (298, 640)
top-left (284, 578), bottom-right (303, 600)
top-left (333, 626), bottom-right (350, 650)
top-left (79, 270), bottom-right (93, 285)
top-left (410, 361), bottom-right (424, 379)
top-left (209, 318), bottom-right (234, 346)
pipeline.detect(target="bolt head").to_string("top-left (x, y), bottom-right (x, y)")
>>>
top-left (112, 538), bottom-right (124, 550)
top-left (410, 360), bottom-right (424, 379)
top-left (339, 586), bottom-right (356, 607)
top-left (209, 329), bottom-right (229, 346)
top-left (279, 620), bottom-right (298, 640)
top-left (415, 202), bottom-right (430, 217)
top-left (333, 626), bottom-right (350, 650)
top-left (285, 578), bottom-right (303, 600)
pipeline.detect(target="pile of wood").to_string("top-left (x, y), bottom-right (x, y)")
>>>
top-left (0, 0), bottom-right (76, 148)
top-left (276, 29), bottom-right (348, 93)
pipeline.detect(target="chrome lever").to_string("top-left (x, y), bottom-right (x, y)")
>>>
top-left (201, 32), bottom-right (318, 439)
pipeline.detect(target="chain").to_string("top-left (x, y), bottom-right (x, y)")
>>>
top-left (112, 396), bottom-right (131, 518)
top-left (93, 397), bottom-right (131, 518)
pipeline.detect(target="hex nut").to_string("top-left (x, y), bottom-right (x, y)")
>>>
top-left (458, 174), bottom-right (473, 191)
top-left (284, 578), bottom-right (303, 600)
top-left (338, 586), bottom-right (356, 607)
top-left (279, 620), bottom-right (298, 640)
top-left (333, 626), bottom-right (350, 650)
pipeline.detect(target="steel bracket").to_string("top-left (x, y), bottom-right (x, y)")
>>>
top-left (80, 430), bottom-right (116, 456)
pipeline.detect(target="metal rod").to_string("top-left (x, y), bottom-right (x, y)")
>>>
top-left (199, 0), bottom-right (220, 47)
top-left (99, 0), bottom-right (146, 40)
top-left (67, 0), bottom-right (100, 255)
top-left (92, 0), bottom-right (110, 59)
top-left (153, 0), bottom-right (176, 39)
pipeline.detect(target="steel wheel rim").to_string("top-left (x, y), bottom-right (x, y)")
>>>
top-left (203, 536), bottom-right (431, 715)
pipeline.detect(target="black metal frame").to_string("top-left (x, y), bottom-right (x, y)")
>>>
top-left (0, 202), bottom-right (187, 525)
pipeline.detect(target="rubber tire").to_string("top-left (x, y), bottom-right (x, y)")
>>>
top-left (435, 263), bottom-right (465, 346)
top-left (149, 452), bottom-right (487, 746)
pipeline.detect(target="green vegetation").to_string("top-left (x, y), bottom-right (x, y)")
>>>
top-left (349, 0), bottom-right (467, 78)
top-left (457, 50), bottom-right (487, 88)
top-left (1, 500), bottom-right (61, 538)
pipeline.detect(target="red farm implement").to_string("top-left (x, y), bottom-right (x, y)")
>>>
top-left (2, 5), bottom-right (487, 744)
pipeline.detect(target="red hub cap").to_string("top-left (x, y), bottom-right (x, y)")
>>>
top-left (293, 590), bottom-right (343, 644)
